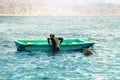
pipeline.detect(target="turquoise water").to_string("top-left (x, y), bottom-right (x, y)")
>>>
top-left (0, 16), bottom-right (120, 80)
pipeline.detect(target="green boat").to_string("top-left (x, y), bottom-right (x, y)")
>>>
top-left (15, 39), bottom-right (95, 51)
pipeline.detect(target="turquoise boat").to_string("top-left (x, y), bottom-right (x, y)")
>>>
top-left (15, 39), bottom-right (95, 51)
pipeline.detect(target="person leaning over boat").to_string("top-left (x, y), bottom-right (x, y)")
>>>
top-left (47, 34), bottom-right (63, 52)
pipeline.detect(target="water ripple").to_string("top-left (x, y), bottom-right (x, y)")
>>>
top-left (0, 16), bottom-right (120, 80)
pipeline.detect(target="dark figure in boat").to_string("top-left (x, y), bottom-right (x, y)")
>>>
top-left (47, 34), bottom-right (63, 52)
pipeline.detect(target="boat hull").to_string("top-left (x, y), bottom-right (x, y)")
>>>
top-left (15, 39), bottom-right (95, 51)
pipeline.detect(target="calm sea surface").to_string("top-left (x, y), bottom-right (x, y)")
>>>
top-left (0, 16), bottom-right (120, 80)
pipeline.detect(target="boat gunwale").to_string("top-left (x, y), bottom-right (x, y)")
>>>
top-left (15, 39), bottom-right (95, 46)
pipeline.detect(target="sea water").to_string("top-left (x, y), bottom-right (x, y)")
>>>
top-left (0, 16), bottom-right (120, 80)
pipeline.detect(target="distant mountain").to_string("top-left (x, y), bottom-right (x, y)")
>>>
top-left (0, 1), bottom-right (120, 16)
